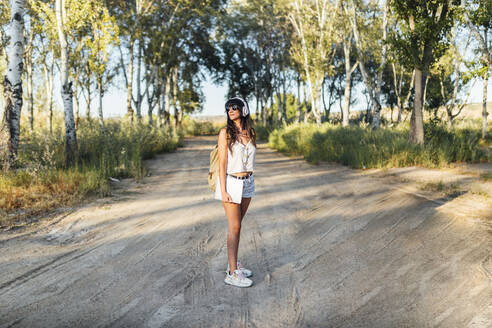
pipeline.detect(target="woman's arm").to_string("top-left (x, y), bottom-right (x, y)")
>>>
top-left (218, 128), bottom-right (232, 202)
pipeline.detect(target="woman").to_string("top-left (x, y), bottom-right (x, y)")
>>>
top-left (217, 97), bottom-right (256, 288)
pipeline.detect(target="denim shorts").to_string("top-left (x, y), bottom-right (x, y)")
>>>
top-left (242, 174), bottom-right (255, 198)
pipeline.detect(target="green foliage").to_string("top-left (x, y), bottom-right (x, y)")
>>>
top-left (389, 0), bottom-right (460, 70)
top-left (0, 120), bottom-right (182, 226)
top-left (268, 122), bottom-right (488, 168)
top-left (181, 117), bottom-right (224, 136)
top-left (254, 122), bottom-right (281, 141)
top-left (17, 120), bottom-right (182, 180)
top-left (466, 0), bottom-right (492, 28)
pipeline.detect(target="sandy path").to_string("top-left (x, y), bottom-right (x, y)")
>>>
top-left (0, 136), bottom-right (491, 328)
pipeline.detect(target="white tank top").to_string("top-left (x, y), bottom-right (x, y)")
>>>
top-left (227, 139), bottom-right (256, 174)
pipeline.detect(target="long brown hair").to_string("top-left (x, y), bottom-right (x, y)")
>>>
top-left (226, 112), bottom-right (256, 154)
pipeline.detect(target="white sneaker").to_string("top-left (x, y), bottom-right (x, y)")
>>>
top-left (227, 260), bottom-right (253, 278)
top-left (224, 269), bottom-right (253, 287)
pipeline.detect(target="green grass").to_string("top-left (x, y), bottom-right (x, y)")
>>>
top-left (182, 117), bottom-right (224, 136)
top-left (268, 121), bottom-right (489, 169)
top-left (420, 181), bottom-right (462, 197)
top-left (479, 172), bottom-right (492, 181)
top-left (1, 119), bottom-right (183, 227)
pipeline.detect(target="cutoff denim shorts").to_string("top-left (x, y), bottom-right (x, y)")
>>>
top-left (242, 174), bottom-right (255, 198)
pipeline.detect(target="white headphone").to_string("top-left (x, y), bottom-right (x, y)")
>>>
top-left (228, 97), bottom-right (249, 117)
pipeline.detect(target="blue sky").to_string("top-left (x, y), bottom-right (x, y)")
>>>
top-left (96, 71), bottom-right (491, 118)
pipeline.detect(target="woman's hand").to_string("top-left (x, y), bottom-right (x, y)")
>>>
top-left (222, 192), bottom-right (233, 203)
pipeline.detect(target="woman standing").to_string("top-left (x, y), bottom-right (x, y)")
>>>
top-left (217, 97), bottom-right (256, 288)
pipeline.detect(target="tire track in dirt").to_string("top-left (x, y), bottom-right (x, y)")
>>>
top-left (0, 136), bottom-right (490, 328)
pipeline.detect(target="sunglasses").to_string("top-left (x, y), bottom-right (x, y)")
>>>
top-left (226, 104), bottom-right (241, 112)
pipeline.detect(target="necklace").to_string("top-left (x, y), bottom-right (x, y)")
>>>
top-left (242, 141), bottom-right (249, 168)
top-left (235, 128), bottom-right (250, 167)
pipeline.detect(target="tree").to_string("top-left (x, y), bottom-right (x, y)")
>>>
top-left (214, 0), bottom-right (281, 123)
top-left (390, 0), bottom-right (459, 143)
top-left (461, 0), bottom-right (491, 139)
top-left (30, 0), bottom-right (58, 133)
top-left (0, 0), bottom-right (25, 170)
top-left (344, 0), bottom-right (389, 129)
top-left (55, 0), bottom-right (77, 165)
top-left (431, 29), bottom-right (474, 127)
top-left (83, 3), bottom-right (119, 127)
top-left (23, 12), bottom-right (34, 132)
top-left (336, 2), bottom-right (358, 126)
top-left (288, 0), bottom-right (339, 125)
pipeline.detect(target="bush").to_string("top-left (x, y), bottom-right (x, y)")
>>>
top-left (268, 122), bottom-right (488, 169)
top-left (1, 120), bottom-right (183, 227)
top-left (182, 117), bottom-right (223, 136)
top-left (255, 122), bottom-right (282, 141)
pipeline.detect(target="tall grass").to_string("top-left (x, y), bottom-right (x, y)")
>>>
top-left (180, 117), bottom-right (278, 141)
top-left (181, 117), bottom-right (224, 136)
top-left (268, 121), bottom-right (489, 168)
top-left (1, 119), bottom-right (182, 227)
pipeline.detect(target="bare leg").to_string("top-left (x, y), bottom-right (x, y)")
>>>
top-left (240, 197), bottom-right (252, 223)
top-left (223, 201), bottom-right (241, 274)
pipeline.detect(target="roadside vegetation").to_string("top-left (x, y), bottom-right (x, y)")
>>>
top-left (0, 117), bottom-right (182, 228)
top-left (268, 120), bottom-right (491, 169)
top-left (182, 117), bottom-right (223, 136)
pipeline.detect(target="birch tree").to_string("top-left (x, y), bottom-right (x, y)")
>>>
top-left (23, 23), bottom-right (34, 131)
top-left (55, 0), bottom-right (77, 165)
top-left (432, 29), bottom-right (474, 127)
top-left (336, 2), bottom-right (358, 126)
top-left (461, 0), bottom-right (491, 139)
top-left (288, 0), bottom-right (339, 125)
top-left (0, 0), bottom-right (25, 170)
top-left (84, 5), bottom-right (119, 127)
top-left (344, 0), bottom-right (388, 129)
top-left (106, 0), bottom-right (159, 125)
top-left (30, 1), bottom-right (57, 132)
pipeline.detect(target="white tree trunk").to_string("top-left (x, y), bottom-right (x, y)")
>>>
top-left (371, 0), bottom-right (388, 129)
top-left (172, 67), bottom-right (180, 126)
top-left (289, 1), bottom-right (322, 125)
top-left (42, 59), bottom-right (54, 133)
top-left (345, 0), bottom-right (385, 128)
top-left (125, 41), bottom-right (134, 124)
top-left (282, 70), bottom-right (287, 124)
top-left (97, 79), bottom-right (104, 127)
top-left (391, 63), bottom-right (403, 123)
top-left (402, 70), bottom-right (415, 122)
top-left (158, 76), bottom-right (167, 127)
top-left (295, 77), bottom-right (301, 124)
top-left (55, 0), bottom-right (77, 165)
top-left (73, 74), bottom-right (80, 128)
top-left (342, 40), bottom-right (357, 127)
top-left (303, 82), bottom-right (310, 123)
top-left (482, 73), bottom-right (488, 139)
top-left (25, 28), bottom-right (34, 131)
top-left (276, 87), bottom-right (282, 123)
top-left (85, 81), bottom-right (92, 121)
top-left (135, 42), bottom-right (143, 122)
top-left (163, 75), bottom-right (170, 125)
top-left (0, 0), bottom-right (25, 170)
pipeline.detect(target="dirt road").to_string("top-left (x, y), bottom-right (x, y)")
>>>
top-left (1, 136), bottom-right (491, 327)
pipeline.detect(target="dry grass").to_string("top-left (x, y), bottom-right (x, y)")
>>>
top-left (420, 181), bottom-right (462, 198)
top-left (1, 119), bottom-right (183, 229)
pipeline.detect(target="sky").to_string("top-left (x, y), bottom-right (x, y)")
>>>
top-left (2, 65), bottom-right (486, 120)
top-left (95, 71), bottom-right (492, 119)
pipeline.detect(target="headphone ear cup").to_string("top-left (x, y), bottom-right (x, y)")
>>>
top-left (241, 99), bottom-right (249, 116)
